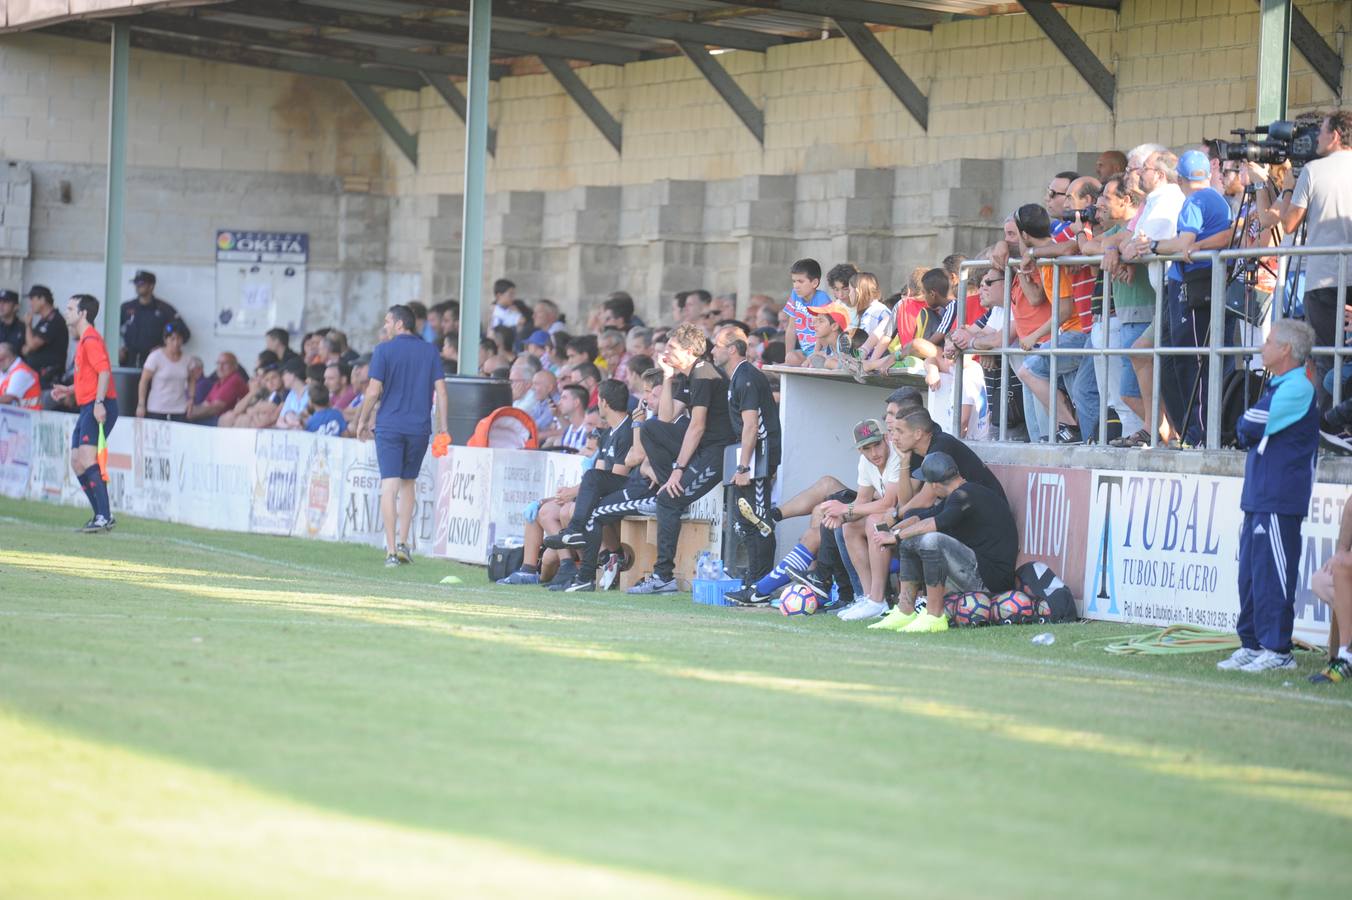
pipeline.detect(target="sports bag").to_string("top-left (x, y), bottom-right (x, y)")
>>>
top-left (1014, 561), bottom-right (1079, 622)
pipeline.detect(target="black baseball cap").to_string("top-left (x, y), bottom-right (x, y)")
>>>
top-left (0, 289), bottom-right (17, 304)
top-left (915, 451), bottom-right (961, 484)
top-left (132, 270), bottom-right (156, 284)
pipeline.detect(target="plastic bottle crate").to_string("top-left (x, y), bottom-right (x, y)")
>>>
top-left (692, 577), bottom-right (742, 607)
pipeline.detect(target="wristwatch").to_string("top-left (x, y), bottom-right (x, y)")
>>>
top-left (1149, 240), bottom-right (1160, 255)
top-left (846, 503), bottom-right (855, 520)
top-left (736, 465), bottom-right (750, 474)
top-left (672, 464), bottom-right (685, 471)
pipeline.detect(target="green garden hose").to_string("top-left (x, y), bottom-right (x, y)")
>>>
top-left (1075, 624), bottom-right (1323, 656)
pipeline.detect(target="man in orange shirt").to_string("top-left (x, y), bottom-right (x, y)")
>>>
top-left (51, 294), bottom-right (119, 532)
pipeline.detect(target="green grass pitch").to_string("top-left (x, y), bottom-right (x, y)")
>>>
top-left (1, 496), bottom-right (1349, 898)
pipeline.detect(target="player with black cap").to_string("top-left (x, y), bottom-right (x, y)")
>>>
top-left (120, 270), bottom-right (178, 369)
top-left (867, 450), bottom-right (1017, 634)
top-left (0, 289), bottom-right (22, 351)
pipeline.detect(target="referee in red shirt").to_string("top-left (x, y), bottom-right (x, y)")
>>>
top-left (51, 294), bottom-right (119, 532)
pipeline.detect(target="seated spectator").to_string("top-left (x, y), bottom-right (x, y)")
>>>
top-left (303, 329), bottom-right (329, 365)
top-left (601, 292), bottom-right (635, 331)
top-left (574, 362), bottom-right (601, 406)
top-left (532, 298), bottom-right (564, 335)
top-left (868, 451), bottom-right (1017, 634)
top-left (220, 364), bottom-right (283, 428)
top-left (925, 336), bottom-right (990, 441)
top-left (325, 361), bottom-right (357, 411)
top-left (597, 329), bottom-right (628, 378)
top-left (801, 302), bottom-right (851, 369)
top-left (265, 327), bottom-right (299, 365)
top-left (343, 356), bottom-right (372, 427)
top-left (627, 327), bottom-right (654, 360)
top-left (528, 369), bottom-right (559, 428)
top-left (680, 289), bottom-right (712, 325)
top-left (754, 304), bottom-right (779, 332)
top-left (187, 356), bottom-right (206, 404)
top-left (424, 301), bottom-right (447, 344)
top-left (523, 330), bottom-right (552, 365)
top-left (826, 263), bottom-right (859, 306)
top-left (188, 352), bottom-right (249, 426)
top-left (274, 358), bottom-right (311, 430)
top-left (847, 271), bottom-right (895, 372)
top-left (304, 384), bottom-right (347, 437)
top-left (565, 336), bottom-right (597, 369)
top-left (324, 330), bottom-right (358, 366)
top-left (407, 302), bottom-right (429, 343)
top-left (0, 341), bottom-right (40, 408)
top-left (867, 268), bottom-right (956, 376)
top-left (708, 293), bottom-right (736, 324)
top-left (509, 355), bottom-right (544, 412)
top-left (440, 331), bottom-right (459, 375)
top-left (542, 384), bottom-right (590, 451)
top-left (543, 379), bottom-right (634, 551)
top-left (491, 324), bottom-right (518, 361)
top-left (136, 319), bottom-right (194, 421)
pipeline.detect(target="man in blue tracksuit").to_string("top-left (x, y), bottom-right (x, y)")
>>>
top-left (1223, 319), bottom-right (1320, 673)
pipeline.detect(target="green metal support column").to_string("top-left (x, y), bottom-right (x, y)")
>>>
top-left (457, 0), bottom-right (491, 375)
top-left (1256, 0), bottom-right (1291, 123)
top-left (103, 21), bottom-right (130, 363)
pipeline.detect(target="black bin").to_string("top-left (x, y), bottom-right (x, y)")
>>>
top-left (445, 375), bottom-right (511, 445)
top-left (112, 367), bottom-right (142, 415)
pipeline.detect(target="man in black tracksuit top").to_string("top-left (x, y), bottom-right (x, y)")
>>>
top-left (713, 325), bottom-right (781, 582)
top-left (544, 378), bottom-right (633, 553)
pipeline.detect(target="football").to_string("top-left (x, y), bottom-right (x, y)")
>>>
top-left (943, 590), bottom-right (993, 627)
top-left (779, 584), bottom-right (819, 616)
top-left (991, 589), bottom-right (1037, 625)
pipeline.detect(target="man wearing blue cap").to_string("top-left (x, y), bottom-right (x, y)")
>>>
top-left (1127, 149), bottom-right (1233, 446)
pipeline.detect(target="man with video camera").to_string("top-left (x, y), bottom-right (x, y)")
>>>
top-left (1274, 110), bottom-right (1352, 409)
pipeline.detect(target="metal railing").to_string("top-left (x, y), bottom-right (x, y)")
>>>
top-left (949, 243), bottom-right (1351, 450)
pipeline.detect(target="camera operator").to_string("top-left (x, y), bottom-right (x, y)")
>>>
top-left (1273, 110), bottom-right (1352, 408)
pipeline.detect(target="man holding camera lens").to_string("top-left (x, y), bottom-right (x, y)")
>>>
top-left (1276, 110), bottom-right (1352, 409)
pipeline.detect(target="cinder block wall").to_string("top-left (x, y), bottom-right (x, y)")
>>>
top-left (0, 0), bottom-right (1347, 355)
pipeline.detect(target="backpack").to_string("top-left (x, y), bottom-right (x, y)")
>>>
top-left (486, 542), bottom-right (525, 582)
top-left (1014, 561), bottom-right (1079, 623)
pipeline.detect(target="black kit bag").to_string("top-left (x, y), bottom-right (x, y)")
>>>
top-left (486, 543), bottom-right (525, 582)
top-left (1014, 561), bottom-right (1079, 623)
top-left (1181, 266), bottom-right (1214, 312)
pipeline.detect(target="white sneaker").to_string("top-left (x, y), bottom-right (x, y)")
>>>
top-left (1217, 647), bottom-right (1261, 671)
top-left (1239, 649), bottom-right (1297, 673)
top-left (837, 597), bottom-right (888, 621)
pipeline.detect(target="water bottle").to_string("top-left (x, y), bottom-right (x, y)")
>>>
top-left (696, 551), bottom-right (711, 581)
top-left (712, 557), bottom-right (726, 579)
top-left (1031, 632), bottom-right (1055, 646)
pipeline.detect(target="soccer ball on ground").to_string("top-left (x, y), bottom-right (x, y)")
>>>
top-left (779, 584), bottom-right (819, 616)
top-left (943, 590), bottom-right (993, 627)
top-left (991, 589), bottom-right (1037, 625)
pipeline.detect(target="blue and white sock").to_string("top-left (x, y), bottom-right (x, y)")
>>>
top-left (755, 543), bottom-right (814, 596)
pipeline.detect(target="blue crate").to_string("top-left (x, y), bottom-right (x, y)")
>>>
top-left (692, 577), bottom-right (742, 607)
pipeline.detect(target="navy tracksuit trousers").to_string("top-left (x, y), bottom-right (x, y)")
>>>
top-left (1236, 511), bottom-right (1303, 654)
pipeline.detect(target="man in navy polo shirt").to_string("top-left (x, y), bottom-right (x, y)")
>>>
top-left (354, 304), bottom-right (449, 567)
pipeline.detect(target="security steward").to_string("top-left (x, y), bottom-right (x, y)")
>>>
top-left (0, 290), bottom-right (23, 351)
top-left (119, 270), bottom-right (178, 368)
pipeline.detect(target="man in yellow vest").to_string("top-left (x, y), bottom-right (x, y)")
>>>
top-left (0, 341), bottom-right (40, 409)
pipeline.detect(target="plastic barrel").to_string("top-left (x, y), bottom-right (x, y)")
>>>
top-left (111, 367), bottom-right (142, 415)
top-left (445, 375), bottom-right (511, 444)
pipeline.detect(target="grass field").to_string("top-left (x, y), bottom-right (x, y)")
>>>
top-left (1, 495), bottom-right (1350, 899)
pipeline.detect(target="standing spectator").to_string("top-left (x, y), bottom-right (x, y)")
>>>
top-left (1277, 110), bottom-right (1352, 408)
top-left (304, 385), bottom-right (347, 437)
top-left (22, 285), bottom-right (69, 388)
top-left (681, 290), bottom-right (712, 325)
top-left (1126, 150), bottom-right (1233, 446)
top-left (784, 260), bottom-right (830, 362)
top-left (324, 330), bottom-right (357, 366)
top-left (119, 270), bottom-right (178, 368)
top-left (0, 341), bottom-right (41, 409)
top-left (1046, 171), bottom-right (1079, 233)
top-left (1221, 320), bottom-right (1319, 672)
top-left (353, 304), bottom-right (450, 567)
top-left (0, 289), bottom-right (23, 351)
top-left (136, 320), bottom-right (194, 421)
top-left (407, 302), bottom-right (430, 343)
top-left (49, 294), bottom-right (118, 532)
top-left (490, 279), bottom-right (522, 331)
top-left (713, 325), bottom-right (781, 584)
top-left (188, 353), bottom-right (249, 426)
top-left (1096, 150), bottom-right (1127, 182)
top-left (708, 293), bottom-right (736, 324)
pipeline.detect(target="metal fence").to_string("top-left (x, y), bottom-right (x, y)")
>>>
top-left (949, 244), bottom-right (1352, 450)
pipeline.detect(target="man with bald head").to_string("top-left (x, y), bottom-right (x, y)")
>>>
top-left (1096, 150), bottom-right (1127, 182)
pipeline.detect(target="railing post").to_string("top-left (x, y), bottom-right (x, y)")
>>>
top-left (1000, 262), bottom-right (1013, 442)
top-left (1150, 259), bottom-right (1165, 448)
top-left (1099, 271), bottom-right (1111, 445)
top-left (1048, 261), bottom-right (1061, 444)
top-left (1335, 252), bottom-right (1348, 409)
top-left (952, 269), bottom-right (968, 437)
top-left (1206, 251), bottom-right (1226, 449)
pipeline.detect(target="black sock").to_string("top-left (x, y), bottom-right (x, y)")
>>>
top-left (521, 563), bottom-right (539, 574)
top-left (80, 466), bottom-right (104, 517)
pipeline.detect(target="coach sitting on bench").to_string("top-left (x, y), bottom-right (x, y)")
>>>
top-left (868, 451), bottom-right (1017, 634)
